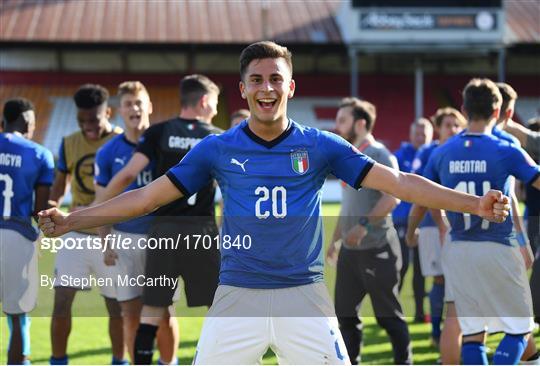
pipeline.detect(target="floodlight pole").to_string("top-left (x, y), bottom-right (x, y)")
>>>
top-left (414, 57), bottom-right (424, 120)
top-left (498, 47), bottom-right (506, 82)
top-left (349, 48), bottom-right (358, 97)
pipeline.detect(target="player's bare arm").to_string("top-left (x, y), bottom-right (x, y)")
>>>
top-left (531, 174), bottom-right (540, 191)
top-left (406, 204), bottom-right (448, 247)
top-left (345, 192), bottom-right (399, 247)
top-left (405, 203), bottom-right (426, 247)
top-left (503, 120), bottom-right (532, 147)
top-left (429, 208), bottom-right (449, 246)
top-left (93, 184), bottom-right (117, 265)
top-left (94, 152), bottom-right (149, 204)
top-left (507, 179), bottom-right (533, 269)
top-left (38, 175), bottom-right (183, 237)
top-left (48, 171), bottom-right (70, 208)
top-left (33, 185), bottom-right (52, 218)
top-left (363, 162), bottom-right (510, 222)
top-left (326, 215), bottom-right (343, 262)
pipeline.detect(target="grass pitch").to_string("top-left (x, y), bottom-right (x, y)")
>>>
top-left (1, 203), bottom-right (537, 364)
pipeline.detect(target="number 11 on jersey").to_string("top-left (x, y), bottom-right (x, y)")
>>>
top-left (454, 180), bottom-right (491, 230)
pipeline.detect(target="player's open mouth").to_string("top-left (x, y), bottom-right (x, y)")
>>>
top-left (257, 98), bottom-right (276, 110)
top-left (84, 129), bottom-right (99, 139)
top-left (129, 114), bottom-right (141, 121)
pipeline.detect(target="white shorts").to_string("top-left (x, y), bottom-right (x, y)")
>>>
top-left (110, 230), bottom-right (180, 303)
top-left (418, 227), bottom-right (445, 277)
top-left (444, 241), bottom-right (534, 335)
top-left (0, 230), bottom-right (38, 314)
top-left (53, 232), bottom-right (117, 298)
top-left (111, 230), bottom-right (146, 302)
top-left (193, 283), bottom-right (350, 365)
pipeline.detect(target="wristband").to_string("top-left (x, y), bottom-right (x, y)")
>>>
top-left (358, 216), bottom-right (371, 230)
top-left (516, 232), bottom-right (528, 247)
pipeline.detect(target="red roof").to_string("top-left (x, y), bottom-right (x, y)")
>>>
top-left (1, 0), bottom-right (537, 45)
top-left (0, 0), bottom-right (341, 44)
top-left (505, 0), bottom-right (540, 44)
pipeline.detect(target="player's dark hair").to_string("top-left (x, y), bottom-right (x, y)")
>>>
top-left (3, 98), bottom-right (34, 125)
top-left (239, 41), bottom-right (293, 80)
top-left (339, 97), bottom-right (377, 132)
top-left (179, 74), bottom-right (220, 109)
top-left (496, 82), bottom-right (518, 114)
top-left (431, 107), bottom-right (467, 129)
top-left (462, 78), bottom-right (502, 121)
top-left (73, 84), bottom-right (109, 109)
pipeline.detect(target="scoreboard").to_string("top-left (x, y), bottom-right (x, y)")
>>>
top-left (338, 0), bottom-right (504, 51)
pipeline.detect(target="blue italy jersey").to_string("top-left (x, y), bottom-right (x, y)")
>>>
top-left (95, 134), bottom-right (154, 234)
top-left (0, 133), bottom-right (54, 240)
top-left (392, 142), bottom-right (418, 226)
top-left (492, 126), bottom-right (520, 145)
top-left (423, 132), bottom-right (540, 246)
top-left (411, 142), bottom-right (439, 228)
top-left (166, 120), bottom-right (375, 288)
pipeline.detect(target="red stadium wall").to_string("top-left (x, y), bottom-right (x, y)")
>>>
top-left (1, 71), bottom-right (539, 150)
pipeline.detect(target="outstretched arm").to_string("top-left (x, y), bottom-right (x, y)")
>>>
top-left (503, 120), bottom-right (536, 149)
top-left (38, 175), bottom-right (183, 237)
top-left (362, 163), bottom-right (510, 221)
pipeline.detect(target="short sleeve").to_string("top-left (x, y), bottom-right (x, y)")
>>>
top-left (94, 145), bottom-right (112, 187)
top-left (165, 135), bottom-right (216, 196)
top-left (319, 131), bottom-right (375, 189)
top-left (135, 124), bottom-right (161, 161)
top-left (507, 145), bottom-right (540, 185)
top-left (37, 148), bottom-right (55, 186)
top-left (57, 138), bottom-right (68, 173)
top-left (422, 152), bottom-right (440, 184)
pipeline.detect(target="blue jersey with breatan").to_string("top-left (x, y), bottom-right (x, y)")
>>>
top-left (492, 126), bottom-right (520, 145)
top-left (423, 132), bottom-right (540, 246)
top-left (95, 133), bottom-right (154, 234)
top-left (0, 133), bottom-right (54, 240)
top-left (166, 120), bottom-right (375, 289)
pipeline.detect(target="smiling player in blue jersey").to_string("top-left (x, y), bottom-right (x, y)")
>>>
top-left (38, 42), bottom-right (511, 364)
top-left (1, 98), bottom-right (54, 364)
top-left (94, 81), bottom-right (179, 365)
top-left (423, 78), bottom-right (540, 365)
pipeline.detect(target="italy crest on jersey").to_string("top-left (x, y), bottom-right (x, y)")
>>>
top-left (291, 149), bottom-right (309, 175)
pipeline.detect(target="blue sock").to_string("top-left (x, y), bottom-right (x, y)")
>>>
top-left (428, 283), bottom-right (444, 341)
top-left (111, 356), bottom-right (129, 365)
top-left (462, 342), bottom-right (488, 365)
top-left (493, 334), bottom-right (527, 365)
top-left (49, 355), bottom-right (68, 365)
